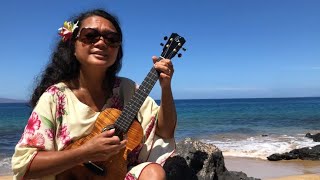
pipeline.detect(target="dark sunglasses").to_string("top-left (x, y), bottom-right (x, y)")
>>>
top-left (76, 28), bottom-right (122, 48)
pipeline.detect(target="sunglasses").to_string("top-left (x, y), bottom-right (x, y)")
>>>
top-left (76, 28), bottom-right (122, 48)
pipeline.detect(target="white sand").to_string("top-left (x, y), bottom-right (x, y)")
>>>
top-left (224, 156), bottom-right (320, 179)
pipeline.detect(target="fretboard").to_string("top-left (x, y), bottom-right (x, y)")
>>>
top-left (114, 57), bottom-right (162, 133)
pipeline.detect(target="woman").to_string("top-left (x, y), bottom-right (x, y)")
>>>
top-left (12, 8), bottom-right (177, 180)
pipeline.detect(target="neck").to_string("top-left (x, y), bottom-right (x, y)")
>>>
top-left (78, 68), bottom-right (106, 91)
top-left (67, 68), bottom-right (109, 112)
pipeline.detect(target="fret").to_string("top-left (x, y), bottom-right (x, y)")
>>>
top-left (115, 70), bottom-right (158, 132)
top-left (126, 105), bottom-right (134, 112)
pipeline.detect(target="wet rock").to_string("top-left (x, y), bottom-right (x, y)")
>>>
top-left (267, 145), bottom-right (320, 161)
top-left (164, 138), bottom-right (260, 180)
top-left (306, 133), bottom-right (320, 142)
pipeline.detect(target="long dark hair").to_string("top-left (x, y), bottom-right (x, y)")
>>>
top-left (29, 9), bottom-right (123, 108)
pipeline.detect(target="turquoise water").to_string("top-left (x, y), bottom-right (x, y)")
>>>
top-left (0, 103), bottom-right (31, 175)
top-left (1, 97), bottom-right (320, 175)
top-left (174, 98), bottom-right (320, 139)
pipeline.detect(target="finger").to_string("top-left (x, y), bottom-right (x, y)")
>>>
top-left (106, 139), bottom-right (127, 150)
top-left (158, 58), bottom-right (172, 66)
top-left (101, 128), bottom-right (115, 137)
top-left (159, 65), bottom-right (173, 75)
top-left (104, 135), bottom-right (121, 145)
top-left (152, 56), bottom-right (172, 64)
top-left (157, 60), bottom-right (173, 69)
top-left (152, 56), bottom-right (158, 63)
top-left (160, 72), bottom-right (171, 79)
top-left (120, 139), bottom-right (127, 148)
top-left (105, 143), bottom-right (126, 154)
top-left (154, 62), bottom-right (167, 71)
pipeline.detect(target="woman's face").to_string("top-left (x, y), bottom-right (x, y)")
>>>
top-left (74, 15), bottom-right (120, 70)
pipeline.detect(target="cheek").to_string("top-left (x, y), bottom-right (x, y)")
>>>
top-left (74, 44), bottom-right (88, 62)
top-left (111, 48), bottom-right (120, 60)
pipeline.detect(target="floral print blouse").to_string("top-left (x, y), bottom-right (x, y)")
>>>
top-left (12, 77), bottom-right (175, 180)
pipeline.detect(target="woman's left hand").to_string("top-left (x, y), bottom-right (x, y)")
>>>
top-left (152, 56), bottom-right (174, 89)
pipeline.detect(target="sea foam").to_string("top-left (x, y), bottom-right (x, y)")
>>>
top-left (203, 134), bottom-right (320, 159)
top-left (0, 157), bottom-right (12, 175)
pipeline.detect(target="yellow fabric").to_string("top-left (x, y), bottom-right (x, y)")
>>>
top-left (11, 77), bottom-right (175, 180)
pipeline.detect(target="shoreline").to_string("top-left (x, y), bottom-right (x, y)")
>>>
top-left (2, 156), bottom-right (320, 179)
top-left (224, 156), bottom-right (320, 179)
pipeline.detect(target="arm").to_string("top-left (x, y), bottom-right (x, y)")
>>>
top-left (25, 129), bottom-right (126, 179)
top-left (153, 56), bottom-right (177, 139)
top-left (25, 148), bottom-right (85, 178)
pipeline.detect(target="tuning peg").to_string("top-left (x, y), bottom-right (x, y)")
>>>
top-left (160, 43), bottom-right (164, 46)
top-left (178, 53), bottom-right (182, 58)
top-left (164, 36), bottom-right (168, 40)
top-left (182, 48), bottom-right (187, 51)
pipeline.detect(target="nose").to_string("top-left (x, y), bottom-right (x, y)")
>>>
top-left (96, 36), bottom-right (105, 44)
top-left (94, 36), bottom-right (110, 47)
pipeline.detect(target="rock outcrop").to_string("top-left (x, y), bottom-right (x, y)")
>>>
top-left (267, 145), bottom-right (320, 161)
top-left (306, 132), bottom-right (320, 142)
top-left (163, 138), bottom-right (260, 180)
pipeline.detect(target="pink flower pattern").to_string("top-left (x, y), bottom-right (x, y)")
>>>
top-left (58, 124), bottom-right (71, 145)
top-left (24, 133), bottom-right (45, 149)
top-left (19, 112), bottom-right (45, 149)
top-left (45, 129), bottom-right (54, 140)
top-left (145, 116), bottom-right (156, 139)
top-left (56, 92), bottom-right (66, 119)
top-left (19, 85), bottom-right (71, 150)
top-left (125, 172), bottom-right (137, 180)
top-left (25, 112), bottom-right (41, 134)
top-left (46, 85), bottom-right (67, 119)
top-left (46, 86), bottom-right (59, 95)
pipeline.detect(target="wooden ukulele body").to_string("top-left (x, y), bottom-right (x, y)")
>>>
top-left (57, 108), bottom-right (143, 180)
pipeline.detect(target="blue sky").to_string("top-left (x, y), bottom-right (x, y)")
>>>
top-left (0, 0), bottom-right (319, 100)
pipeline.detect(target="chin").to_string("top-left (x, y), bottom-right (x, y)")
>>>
top-left (94, 60), bottom-right (115, 68)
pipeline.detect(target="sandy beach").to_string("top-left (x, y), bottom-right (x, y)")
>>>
top-left (2, 156), bottom-right (319, 180)
top-left (224, 156), bottom-right (320, 179)
top-left (0, 175), bottom-right (11, 180)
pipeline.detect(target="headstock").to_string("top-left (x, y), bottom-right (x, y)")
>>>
top-left (160, 33), bottom-right (186, 59)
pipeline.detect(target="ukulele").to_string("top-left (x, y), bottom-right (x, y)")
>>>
top-left (57, 33), bottom-right (186, 180)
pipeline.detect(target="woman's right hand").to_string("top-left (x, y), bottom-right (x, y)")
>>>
top-left (24, 129), bottom-right (127, 178)
top-left (79, 129), bottom-right (127, 162)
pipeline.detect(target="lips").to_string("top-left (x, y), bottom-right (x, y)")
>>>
top-left (92, 51), bottom-right (108, 59)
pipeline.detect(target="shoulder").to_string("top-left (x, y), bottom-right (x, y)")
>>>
top-left (116, 76), bottom-right (137, 90)
top-left (116, 77), bottom-right (137, 105)
top-left (36, 82), bottom-right (68, 105)
top-left (45, 82), bottom-right (68, 94)
top-left (117, 77), bottom-right (135, 85)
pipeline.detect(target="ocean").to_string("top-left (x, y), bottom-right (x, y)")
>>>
top-left (1, 97), bottom-right (320, 175)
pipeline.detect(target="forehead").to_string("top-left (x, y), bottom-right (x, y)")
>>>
top-left (81, 15), bottom-right (117, 32)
